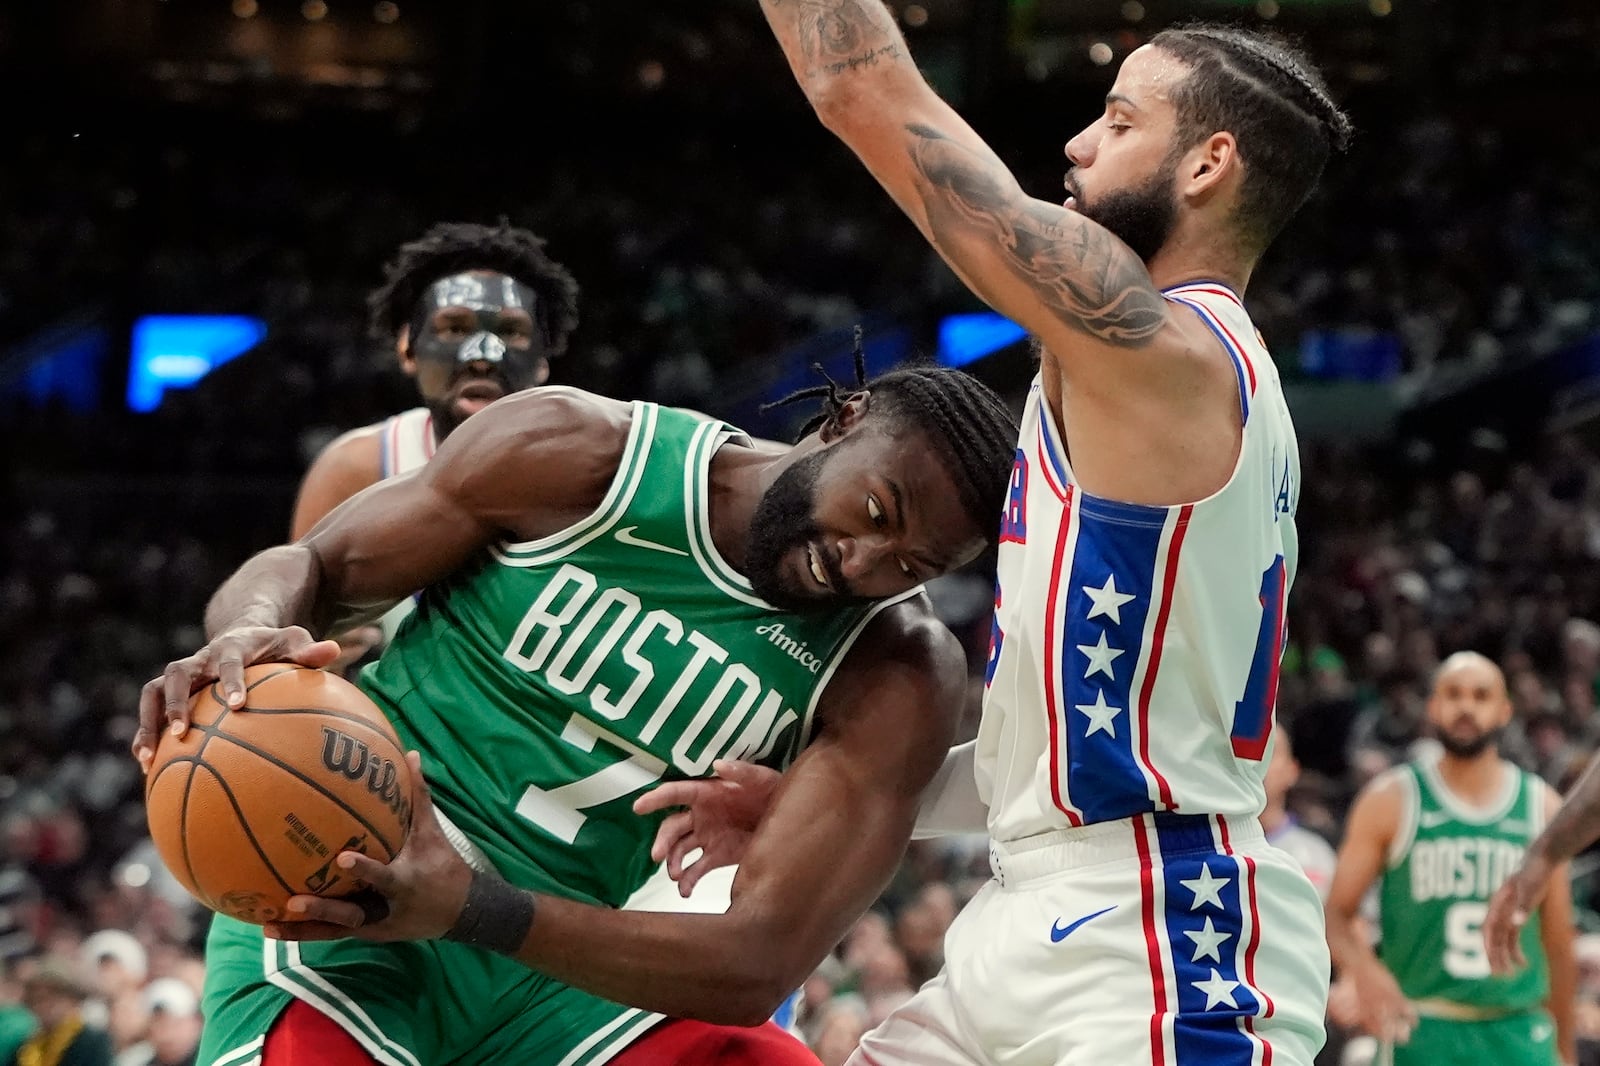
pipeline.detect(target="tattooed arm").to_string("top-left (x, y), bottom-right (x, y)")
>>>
top-left (758, 0), bottom-right (1177, 365)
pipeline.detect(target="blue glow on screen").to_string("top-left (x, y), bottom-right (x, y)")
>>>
top-left (936, 312), bottom-right (1027, 368)
top-left (126, 315), bottom-right (267, 412)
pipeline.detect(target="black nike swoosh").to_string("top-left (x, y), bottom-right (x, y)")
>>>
top-left (1050, 904), bottom-right (1116, 943)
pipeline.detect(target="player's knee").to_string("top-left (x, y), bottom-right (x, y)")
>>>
top-left (262, 1000), bottom-right (382, 1066)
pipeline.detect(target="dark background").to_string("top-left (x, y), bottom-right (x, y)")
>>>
top-left (1, 1), bottom-right (1598, 1063)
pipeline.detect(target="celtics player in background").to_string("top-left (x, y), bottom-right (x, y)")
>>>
top-left (134, 357), bottom-right (1019, 1065)
top-left (1324, 652), bottom-right (1577, 1066)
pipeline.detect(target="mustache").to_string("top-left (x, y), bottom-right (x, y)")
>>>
top-left (810, 538), bottom-right (853, 597)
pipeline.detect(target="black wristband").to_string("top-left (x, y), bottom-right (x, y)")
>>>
top-left (443, 870), bottom-right (535, 956)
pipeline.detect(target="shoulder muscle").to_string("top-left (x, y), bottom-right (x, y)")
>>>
top-left (291, 427), bottom-right (383, 539)
top-left (814, 598), bottom-right (966, 792)
top-left (421, 386), bottom-right (635, 542)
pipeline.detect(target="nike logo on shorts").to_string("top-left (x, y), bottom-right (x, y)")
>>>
top-left (1050, 905), bottom-right (1116, 943)
top-left (613, 526), bottom-right (689, 557)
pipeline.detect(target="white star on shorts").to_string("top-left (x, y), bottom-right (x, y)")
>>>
top-left (1074, 689), bottom-right (1123, 738)
top-left (1193, 968), bottom-right (1241, 1010)
top-left (1082, 574), bottom-right (1137, 625)
top-left (1183, 916), bottom-right (1233, 964)
top-left (1076, 631), bottom-right (1124, 680)
top-left (1179, 863), bottom-right (1229, 911)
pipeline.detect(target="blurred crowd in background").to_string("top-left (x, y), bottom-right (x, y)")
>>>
top-left (2, 0), bottom-right (1599, 1063)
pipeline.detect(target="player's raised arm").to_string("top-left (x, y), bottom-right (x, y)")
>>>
top-left (133, 389), bottom-right (623, 768)
top-left (269, 604), bottom-right (967, 1026)
top-left (1324, 772), bottom-right (1418, 1046)
top-left (757, 1), bottom-right (1172, 364)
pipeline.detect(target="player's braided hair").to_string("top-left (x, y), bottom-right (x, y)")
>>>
top-left (1150, 23), bottom-right (1353, 252)
top-left (764, 327), bottom-right (1020, 540)
top-left (367, 220), bottom-right (581, 356)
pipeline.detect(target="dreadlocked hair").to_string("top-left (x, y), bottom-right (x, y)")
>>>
top-left (764, 326), bottom-right (1020, 541)
top-left (1150, 23), bottom-right (1353, 253)
top-left (367, 219), bottom-right (581, 356)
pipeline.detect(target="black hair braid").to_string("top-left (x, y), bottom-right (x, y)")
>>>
top-left (763, 327), bottom-right (1020, 542)
top-left (1184, 26), bottom-right (1353, 151)
top-left (762, 324), bottom-right (871, 438)
top-left (1151, 22), bottom-right (1354, 249)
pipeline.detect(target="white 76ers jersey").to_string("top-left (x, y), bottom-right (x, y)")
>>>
top-left (379, 407), bottom-right (436, 479)
top-left (376, 407), bottom-right (436, 640)
top-left (978, 282), bottom-right (1300, 842)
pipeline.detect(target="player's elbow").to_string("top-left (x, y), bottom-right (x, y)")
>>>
top-left (670, 964), bottom-right (793, 1027)
top-left (808, 80), bottom-right (856, 132)
top-left (809, 78), bottom-right (893, 137)
top-left (697, 920), bottom-right (816, 1026)
top-left (712, 983), bottom-right (794, 1029)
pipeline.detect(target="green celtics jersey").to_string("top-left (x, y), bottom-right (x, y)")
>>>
top-left (1378, 757), bottom-right (1549, 1009)
top-left (358, 401), bottom-right (905, 908)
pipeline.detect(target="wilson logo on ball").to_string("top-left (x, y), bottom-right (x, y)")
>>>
top-left (320, 728), bottom-right (413, 826)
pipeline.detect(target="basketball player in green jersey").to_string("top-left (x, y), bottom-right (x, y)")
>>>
top-left (1325, 652), bottom-right (1577, 1066)
top-left (135, 362), bottom-right (1020, 1066)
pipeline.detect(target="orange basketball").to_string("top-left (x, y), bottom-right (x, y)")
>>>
top-left (144, 663), bottom-right (413, 925)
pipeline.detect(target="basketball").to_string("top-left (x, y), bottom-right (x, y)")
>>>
top-left (144, 663), bottom-right (413, 925)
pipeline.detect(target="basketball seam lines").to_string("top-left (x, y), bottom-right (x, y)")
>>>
top-left (207, 731), bottom-right (402, 859)
top-left (196, 762), bottom-right (300, 900)
top-left (177, 757), bottom-right (203, 909)
top-left (217, 706), bottom-right (399, 732)
top-left (245, 665), bottom-right (307, 691)
top-left (176, 682), bottom-right (238, 910)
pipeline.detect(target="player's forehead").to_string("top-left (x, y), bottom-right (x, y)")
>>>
top-left (424, 269), bottom-right (534, 316)
top-left (1435, 658), bottom-right (1502, 693)
top-left (1107, 44), bottom-right (1189, 114)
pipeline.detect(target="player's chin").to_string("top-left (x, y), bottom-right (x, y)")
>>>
top-left (451, 393), bottom-right (502, 420)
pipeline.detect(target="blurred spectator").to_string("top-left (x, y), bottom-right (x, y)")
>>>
top-left (811, 995), bottom-right (871, 1066)
top-left (1262, 729), bottom-right (1338, 903)
top-left (0, 961), bottom-right (34, 1066)
top-left (11, 958), bottom-right (112, 1066)
top-left (113, 979), bottom-right (199, 1066)
top-left (0, 4), bottom-right (1598, 1064)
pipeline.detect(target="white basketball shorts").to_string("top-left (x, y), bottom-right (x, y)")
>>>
top-left (851, 812), bottom-right (1329, 1066)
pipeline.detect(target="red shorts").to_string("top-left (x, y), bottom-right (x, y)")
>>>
top-left (264, 1001), bottom-right (819, 1065)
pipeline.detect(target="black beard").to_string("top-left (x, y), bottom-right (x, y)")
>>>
top-left (1074, 163), bottom-right (1180, 265)
top-left (425, 370), bottom-right (518, 441)
top-left (744, 449), bottom-right (860, 613)
top-left (426, 395), bottom-right (467, 441)
top-left (1437, 724), bottom-right (1503, 759)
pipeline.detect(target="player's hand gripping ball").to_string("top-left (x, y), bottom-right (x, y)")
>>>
top-left (143, 664), bottom-right (414, 925)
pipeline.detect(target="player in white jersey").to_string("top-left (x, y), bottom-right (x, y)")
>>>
top-left (290, 220), bottom-right (578, 540)
top-left (289, 221), bottom-right (579, 649)
top-left (642, 10), bottom-right (1356, 1064)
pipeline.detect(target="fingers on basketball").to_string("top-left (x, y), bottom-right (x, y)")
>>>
top-left (144, 664), bottom-right (412, 927)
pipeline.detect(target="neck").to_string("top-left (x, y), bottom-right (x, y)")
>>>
top-left (1145, 225), bottom-right (1254, 296)
top-left (1435, 749), bottom-right (1506, 804)
top-left (705, 437), bottom-right (805, 574)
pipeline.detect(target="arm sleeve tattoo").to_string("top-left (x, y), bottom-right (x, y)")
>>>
top-left (905, 124), bottom-right (1167, 348)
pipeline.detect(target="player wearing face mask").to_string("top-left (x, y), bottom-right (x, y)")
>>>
top-left (289, 222), bottom-right (581, 657)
